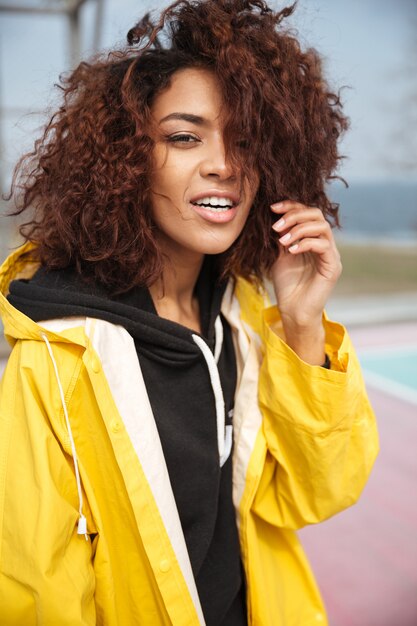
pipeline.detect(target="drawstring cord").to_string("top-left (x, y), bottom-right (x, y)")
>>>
top-left (41, 333), bottom-right (88, 540)
top-left (214, 316), bottom-right (223, 364)
top-left (192, 315), bottom-right (232, 467)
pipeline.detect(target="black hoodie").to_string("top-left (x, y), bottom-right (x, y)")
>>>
top-left (8, 257), bottom-right (247, 626)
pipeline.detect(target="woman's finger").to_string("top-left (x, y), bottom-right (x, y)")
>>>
top-left (277, 221), bottom-right (331, 247)
top-left (270, 200), bottom-right (321, 215)
top-left (286, 238), bottom-right (342, 273)
top-left (272, 207), bottom-right (325, 234)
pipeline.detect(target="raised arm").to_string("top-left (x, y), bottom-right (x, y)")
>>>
top-left (269, 199), bottom-right (342, 366)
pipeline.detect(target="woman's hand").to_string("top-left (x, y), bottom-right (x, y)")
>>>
top-left (270, 200), bottom-right (342, 364)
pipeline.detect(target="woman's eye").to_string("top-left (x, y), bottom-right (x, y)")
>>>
top-left (167, 134), bottom-right (199, 144)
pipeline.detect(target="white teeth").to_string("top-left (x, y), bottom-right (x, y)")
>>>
top-left (202, 206), bottom-right (229, 212)
top-left (193, 196), bottom-right (235, 208)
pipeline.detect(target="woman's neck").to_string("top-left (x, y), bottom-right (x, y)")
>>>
top-left (148, 245), bottom-right (204, 333)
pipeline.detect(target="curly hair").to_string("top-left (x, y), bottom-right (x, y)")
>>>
top-left (8, 0), bottom-right (349, 293)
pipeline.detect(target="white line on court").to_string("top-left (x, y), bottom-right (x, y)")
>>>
top-left (363, 369), bottom-right (417, 407)
top-left (357, 344), bottom-right (417, 357)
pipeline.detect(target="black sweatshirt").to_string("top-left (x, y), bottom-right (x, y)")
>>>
top-left (8, 257), bottom-right (247, 626)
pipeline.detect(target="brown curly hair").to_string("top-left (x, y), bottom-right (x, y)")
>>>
top-left (8, 0), bottom-right (349, 294)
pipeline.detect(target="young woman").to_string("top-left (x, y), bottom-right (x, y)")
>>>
top-left (0, 1), bottom-right (378, 624)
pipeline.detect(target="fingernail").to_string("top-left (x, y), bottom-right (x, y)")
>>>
top-left (271, 202), bottom-right (284, 210)
top-left (272, 218), bottom-right (285, 231)
top-left (279, 232), bottom-right (291, 243)
top-left (289, 244), bottom-right (299, 252)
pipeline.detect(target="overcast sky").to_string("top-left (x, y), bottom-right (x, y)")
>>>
top-left (0, 0), bottom-right (416, 188)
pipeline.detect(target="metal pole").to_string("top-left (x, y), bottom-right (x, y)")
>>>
top-left (93, 0), bottom-right (105, 53)
top-left (68, 6), bottom-right (81, 69)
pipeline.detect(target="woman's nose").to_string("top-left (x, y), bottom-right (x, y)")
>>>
top-left (199, 136), bottom-right (236, 180)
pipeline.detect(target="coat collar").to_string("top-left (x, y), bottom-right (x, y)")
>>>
top-left (0, 243), bottom-right (87, 348)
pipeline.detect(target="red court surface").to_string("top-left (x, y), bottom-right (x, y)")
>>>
top-left (301, 322), bottom-right (417, 626)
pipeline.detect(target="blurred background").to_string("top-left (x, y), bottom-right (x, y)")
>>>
top-left (0, 1), bottom-right (416, 625)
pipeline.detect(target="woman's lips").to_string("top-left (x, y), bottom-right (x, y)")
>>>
top-left (191, 202), bottom-right (239, 223)
top-left (189, 190), bottom-right (241, 223)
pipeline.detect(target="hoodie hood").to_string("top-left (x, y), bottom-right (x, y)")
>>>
top-left (6, 246), bottom-right (227, 366)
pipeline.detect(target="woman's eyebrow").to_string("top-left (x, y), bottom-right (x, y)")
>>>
top-left (159, 112), bottom-right (208, 126)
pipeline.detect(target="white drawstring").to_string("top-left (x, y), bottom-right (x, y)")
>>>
top-left (215, 317), bottom-right (233, 466)
top-left (214, 316), bottom-right (223, 364)
top-left (192, 315), bottom-right (232, 467)
top-left (222, 424), bottom-right (233, 467)
top-left (41, 333), bottom-right (88, 540)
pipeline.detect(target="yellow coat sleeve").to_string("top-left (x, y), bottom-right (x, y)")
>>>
top-left (0, 341), bottom-right (96, 626)
top-left (252, 305), bottom-right (379, 530)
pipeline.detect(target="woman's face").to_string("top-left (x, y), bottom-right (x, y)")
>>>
top-left (150, 67), bottom-right (259, 260)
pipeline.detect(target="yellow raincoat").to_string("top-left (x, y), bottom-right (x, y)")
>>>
top-left (0, 243), bottom-right (378, 625)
